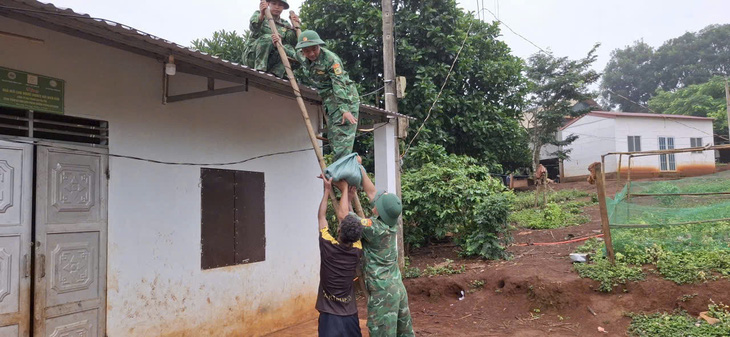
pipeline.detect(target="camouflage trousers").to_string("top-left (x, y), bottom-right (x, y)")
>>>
top-left (242, 36), bottom-right (293, 78)
top-left (324, 98), bottom-right (360, 162)
top-left (366, 280), bottom-right (415, 337)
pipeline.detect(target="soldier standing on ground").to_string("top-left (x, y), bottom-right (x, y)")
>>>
top-left (332, 159), bottom-right (416, 337)
top-left (243, 0), bottom-right (299, 78)
top-left (274, 30), bottom-right (360, 161)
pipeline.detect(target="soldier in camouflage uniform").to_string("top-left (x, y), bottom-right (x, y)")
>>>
top-left (334, 163), bottom-right (415, 337)
top-left (277, 30), bottom-right (360, 161)
top-left (242, 0), bottom-right (299, 78)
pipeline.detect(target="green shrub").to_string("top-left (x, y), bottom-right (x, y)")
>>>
top-left (459, 193), bottom-right (513, 259)
top-left (402, 144), bottom-right (513, 259)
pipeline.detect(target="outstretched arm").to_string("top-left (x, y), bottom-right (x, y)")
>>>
top-left (359, 161), bottom-right (376, 201)
top-left (317, 175), bottom-right (333, 230)
top-left (333, 179), bottom-right (351, 221)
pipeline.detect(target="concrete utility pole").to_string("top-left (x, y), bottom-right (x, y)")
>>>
top-left (381, 0), bottom-right (405, 269)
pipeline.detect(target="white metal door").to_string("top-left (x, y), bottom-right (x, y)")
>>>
top-left (0, 141), bottom-right (32, 337)
top-left (34, 143), bottom-right (107, 337)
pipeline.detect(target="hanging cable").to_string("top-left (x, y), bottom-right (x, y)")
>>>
top-left (479, 7), bottom-right (547, 54)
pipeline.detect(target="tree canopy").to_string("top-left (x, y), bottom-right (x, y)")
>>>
top-left (191, 30), bottom-right (248, 64)
top-left (648, 76), bottom-right (729, 137)
top-left (300, 0), bottom-right (529, 171)
top-left (523, 45), bottom-right (601, 171)
top-left (602, 24), bottom-right (730, 111)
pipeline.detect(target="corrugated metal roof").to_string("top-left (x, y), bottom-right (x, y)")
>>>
top-left (0, 0), bottom-right (413, 121)
top-left (561, 111), bottom-right (714, 130)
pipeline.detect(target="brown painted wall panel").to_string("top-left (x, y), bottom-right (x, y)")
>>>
top-left (234, 171), bottom-right (266, 264)
top-left (201, 168), bottom-right (235, 269)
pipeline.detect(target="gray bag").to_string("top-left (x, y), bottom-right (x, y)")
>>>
top-left (325, 153), bottom-right (363, 188)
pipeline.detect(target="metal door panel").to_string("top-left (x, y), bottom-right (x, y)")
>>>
top-left (0, 236), bottom-right (20, 315)
top-left (35, 144), bottom-right (107, 337)
top-left (45, 232), bottom-right (99, 307)
top-left (0, 141), bottom-right (32, 337)
top-left (45, 153), bottom-right (102, 225)
top-left (44, 309), bottom-right (98, 337)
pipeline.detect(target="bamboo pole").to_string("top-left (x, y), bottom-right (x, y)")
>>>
top-left (264, 8), bottom-right (365, 218)
top-left (594, 163), bottom-right (616, 264)
top-left (289, 11), bottom-right (301, 37)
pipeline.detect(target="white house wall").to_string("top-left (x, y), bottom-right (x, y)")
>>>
top-left (561, 116), bottom-right (617, 178)
top-left (1, 17), bottom-right (323, 336)
top-left (614, 117), bottom-right (715, 176)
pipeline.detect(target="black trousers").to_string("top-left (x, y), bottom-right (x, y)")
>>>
top-left (318, 312), bottom-right (362, 337)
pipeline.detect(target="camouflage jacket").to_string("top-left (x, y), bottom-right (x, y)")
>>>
top-left (247, 10), bottom-right (297, 47)
top-left (294, 48), bottom-right (360, 115)
top-left (353, 214), bottom-right (402, 288)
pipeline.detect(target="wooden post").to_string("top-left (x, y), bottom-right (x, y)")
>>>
top-left (600, 155), bottom-right (607, 189)
top-left (617, 154), bottom-right (622, 186)
top-left (263, 8), bottom-right (365, 218)
top-left (594, 163), bottom-right (616, 264)
top-left (725, 77), bottom-right (730, 141)
top-left (382, 0), bottom-right (405, 269)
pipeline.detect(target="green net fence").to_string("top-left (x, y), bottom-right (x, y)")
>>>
top-left (606, 170), bottom-right (730, 254)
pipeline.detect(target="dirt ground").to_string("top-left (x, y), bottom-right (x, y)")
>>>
top-left (269, 177), bottom-right (730, 336)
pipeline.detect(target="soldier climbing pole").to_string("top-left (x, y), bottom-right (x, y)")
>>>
top-left (264, 7), bottom-right (365, 218)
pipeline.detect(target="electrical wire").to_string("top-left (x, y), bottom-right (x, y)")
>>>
top-left (0, 121), bottom-right (389, 167)
top-left (479, 7), bottom-right (547, 54)
top-left (605, 88), bottom-right (729, 141)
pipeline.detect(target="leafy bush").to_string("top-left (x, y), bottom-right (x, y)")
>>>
top-left (628, 302), bottom-right (730, 336)
top-left (402, 143), bottom-right (512, 259)
top-left (574, 257), bottom-right (645, 292)
top-left (459, 193), bottom-right (513, 259)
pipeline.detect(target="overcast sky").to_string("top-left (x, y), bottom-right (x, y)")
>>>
top-left (45, 0), bottom-right (729, 74)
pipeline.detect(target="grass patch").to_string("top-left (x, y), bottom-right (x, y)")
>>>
top-left (509, 202), bottom-right (591, 229)
top-left (512, 189), bottom-right (590, 211)
top-left (401, 258), bottom-right (466, 279)
top-left (627, 302), bottom-right (730, 336)
top-left (574, 258), bottom-right (644, 292)
top-left (424, 259), bottom-right (466, 276)
top-left (573, 222), bottom-right (730, 289)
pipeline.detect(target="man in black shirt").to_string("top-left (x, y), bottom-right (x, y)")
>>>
top-left (316, 176), bottom-right (364, 337)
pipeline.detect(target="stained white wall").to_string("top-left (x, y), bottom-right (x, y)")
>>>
top-left (561, 115), bottom-right (617, 178)
top-left (614, 116), bottom-right (715, 174)
top-left (1, 17), bottom-right (323, 337)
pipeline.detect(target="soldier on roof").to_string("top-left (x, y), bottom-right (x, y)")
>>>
top-left (274, 30), bottom-right (360, 161)
top-left (243, 0), bottom-right (299, 78)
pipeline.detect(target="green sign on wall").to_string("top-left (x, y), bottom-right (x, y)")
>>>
top-left (0, 67), bottom-right (64, 114)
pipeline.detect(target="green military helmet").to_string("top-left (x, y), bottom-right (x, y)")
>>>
top-left (266, 0), bottom-right (290, 9)
top-left (373, 191), bottom-right (402, 227)
top-left (296, 30), bottom-right (326, 49)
